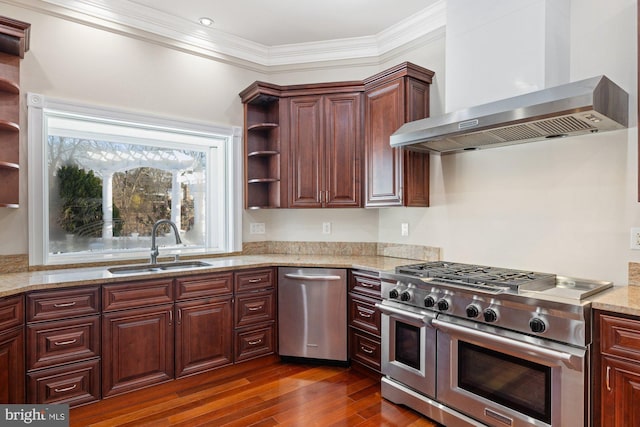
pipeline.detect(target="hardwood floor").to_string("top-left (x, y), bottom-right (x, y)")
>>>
top-left (70, 357), bottom-right (440, 426)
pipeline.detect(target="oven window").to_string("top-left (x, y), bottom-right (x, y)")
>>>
top-left (458, 341), bottom-right (551, 424)
top-left (395, 322), bottom-right (421, 370)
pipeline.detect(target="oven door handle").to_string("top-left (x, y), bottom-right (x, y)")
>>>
top-left (375, 303), bottom-right (434, 325)
top-left (432, 318), bottom-right (583, 370)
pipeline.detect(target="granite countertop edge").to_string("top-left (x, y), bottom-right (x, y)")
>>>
top-left (0, 254), bottom-right (413, 298)
top-left (591, 285), bottom-right (640, 317)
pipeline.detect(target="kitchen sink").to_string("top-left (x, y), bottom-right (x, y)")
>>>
top-left (107, 260), bottom-right (212, 275)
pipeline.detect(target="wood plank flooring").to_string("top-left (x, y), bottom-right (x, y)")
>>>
top-left (70, 357), bottom-right (440, 426)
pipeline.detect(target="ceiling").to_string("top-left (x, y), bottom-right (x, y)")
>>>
top-left (9, 0), bottom-right (446, 68)
top-left (129, 0), bottom-right (434, 46)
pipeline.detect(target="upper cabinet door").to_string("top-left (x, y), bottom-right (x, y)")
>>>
top-left (288, 92), bottom-right (362, 208)
top-left (324, 93), bottom-right (362, 208)
top-left (364, 79), bottom-right (405, 207)
top-left (288, 96), bottom-right (324, 208)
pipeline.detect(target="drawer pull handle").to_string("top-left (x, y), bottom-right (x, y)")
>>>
top-left (54, 384), bottom-right (77, 393)
top-left (248, 305), bottom-right (263, 311)
top-left (606, 366), bottom-right (612, 392)
top-left (248, 339), bottom-right (263, 345)
top-left (53, 301), bottom-right (77, 308)
top-left (360, 283), bottom-right (374, 288)
top-left (54, 339), bottom-right (77, 346)
top-left (358, 311), bottom-right (372, 318)
top-left (361, 346), bottom-right (374, 354)
top-left (248, 278), bottom-right (262, 283)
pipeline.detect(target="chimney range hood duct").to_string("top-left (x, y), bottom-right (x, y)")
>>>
top-left (390, 75), bottom-right (628, 154)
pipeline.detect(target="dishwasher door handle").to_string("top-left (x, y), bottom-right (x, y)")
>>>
top-left (284, 273), bottom-right (343, 281)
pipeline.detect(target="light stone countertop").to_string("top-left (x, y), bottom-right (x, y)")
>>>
top-left (0, 254), bottom-right (416, 297)
top-left (592, 285), bottom-right (640, 317)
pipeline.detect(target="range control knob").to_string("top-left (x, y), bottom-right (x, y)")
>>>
top-left (465, 304), bottom-right (480, 318)
top-left (437, 299), bottom-right (450, 311)
top-left (400, 291), bottom-right (412, 302)
top-left (424, 296), bottom-right (436, 308)
top-left (483, 308), bottom-right (498, 323)
top-left (389, 289), bottom-right (400, 299)
top-left (530, 318), bottom-right (546, 333)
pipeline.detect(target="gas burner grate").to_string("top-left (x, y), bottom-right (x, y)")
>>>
top-left (396, 261), bottom-right (556, 292)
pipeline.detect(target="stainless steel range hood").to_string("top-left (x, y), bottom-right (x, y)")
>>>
top-left (390, 75), bottom-right (629, 154)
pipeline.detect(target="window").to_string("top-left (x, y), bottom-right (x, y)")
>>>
top-left (28, 93), bottom-right (242, 266)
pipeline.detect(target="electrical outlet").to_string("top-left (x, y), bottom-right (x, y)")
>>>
top-left (632, 228), bottom-right (640, 250)
top-left (250, 223), bottom-right (265, 234)
top-left (401, 223), bottom-right (409, 236)
top-left (322, 222), bottom-right (331, 234)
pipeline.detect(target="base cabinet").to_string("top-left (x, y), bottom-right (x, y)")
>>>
top-left (175, 297), bottom-right (233, 377)
top-left (348, 270), bottom-right (382, 374)
top-left (0, 326), bottom-right (25, 403)
top-left (102, 304), bottom-right (174, 398)
top-left (595, 310), bottom-right (640, 427)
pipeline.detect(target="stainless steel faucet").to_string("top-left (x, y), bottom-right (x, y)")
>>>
top-left (150, 219), bottom-right (182, 264)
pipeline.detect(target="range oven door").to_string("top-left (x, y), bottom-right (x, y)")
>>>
top-left (377, 302), bottom-right (437, 399)
top-left (433, 315), bottom-right (588, 427)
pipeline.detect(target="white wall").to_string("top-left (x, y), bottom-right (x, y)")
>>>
top-left (379, 0), bottom-right (638, 286)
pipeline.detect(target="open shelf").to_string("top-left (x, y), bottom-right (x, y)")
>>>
top-left (242, 88), bottom-right (283, 209)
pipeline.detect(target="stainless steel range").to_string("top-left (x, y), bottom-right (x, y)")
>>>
top-left (376, 261), bottom-right (613, 427)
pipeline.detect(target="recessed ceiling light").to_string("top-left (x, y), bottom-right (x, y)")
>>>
top-left (199, 17), bottom-right (213, 27)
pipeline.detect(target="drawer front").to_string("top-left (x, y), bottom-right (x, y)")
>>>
top-left (235, 291), bottom-right (275, 328)
top-left (235, 325), bottom-right (275, 362)
top-left (176, 272), bottom-right (233, 300)
top-left (27, 315), bottom-right (100, 371)
top-left (349, 328), bottom-right (381, 372)
top-left (235, 268), bottom-right (274, 293)
top-left (0, 294), bottom-right (24, 330)
top-left (27, 358), bottom-right (100, 407)
top-left (349, 294), bottom-right (381, 336)
top-left (27, 287), bottom-right (99, 322)
top-left (349, 270), bottom-right (381, 299)
top-left (600, 314), bottom-right (640, 359)
top-left (103, 278), bottom-right (173, 311)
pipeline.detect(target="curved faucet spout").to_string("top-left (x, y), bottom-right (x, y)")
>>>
top-left (150, 219), bottom-right (182, 264)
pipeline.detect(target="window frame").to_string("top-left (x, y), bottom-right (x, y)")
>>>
top-left (27, 93), bottom-right (243, 266)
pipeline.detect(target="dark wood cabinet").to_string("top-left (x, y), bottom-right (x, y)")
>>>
top-left (25, 287), bottom-right (100, 406)
top-left (288, 92), bottom-right (362, 208)
top-left (240, 82), bottom-right (286, 209)
top-left (363, 63), bottom-right (433, 207)
top-left (233, 268), bottom-right (276, 362)
top-left (175, 272), bottom-right (234, 378)
top-left (240, 62), bottom-right (433, 210)
top-left (102, 303), bottom-right (174, 398)
top-left (348, 270), bottom-right (382, 374)
top-left (175, 297), bottom-right (233, 378)
top-left (0, 17), bottom-right (29, 208)
top-left (594, 310), bottom-right (640, 426)
top-left (0, 323), bottom-right (24, 403)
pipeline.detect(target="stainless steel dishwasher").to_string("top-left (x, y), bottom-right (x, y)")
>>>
top-left (278, 267), bottom-right (347, 362)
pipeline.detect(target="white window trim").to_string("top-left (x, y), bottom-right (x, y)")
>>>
top-left (27, 93), bottom-right (243, 266)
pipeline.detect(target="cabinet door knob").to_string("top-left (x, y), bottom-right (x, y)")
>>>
top-left (53, 301), bottom-right (76, 308)
top-left (54, 339), bottom-right (77, 346)
top-left (54, 384), bottom-right (77, 393)
top-left (361, 346), bottom-right (374, 354)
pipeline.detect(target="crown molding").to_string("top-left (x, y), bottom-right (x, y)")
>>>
top-left (2, 0), bottom-right (445, 69)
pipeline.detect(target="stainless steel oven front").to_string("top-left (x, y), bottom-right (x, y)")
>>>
top-left (377, 302), bottom-right (437, 399)
top-left (434, 314), bottom-right (589, 427)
